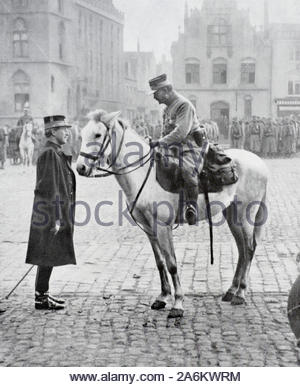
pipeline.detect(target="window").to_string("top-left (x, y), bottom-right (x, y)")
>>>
top-left (296, 49), bottom-right (300, 61)
top-left (12, 0), bottom-right (28, 8)
top-left (58, 0), bottom-right (63, 13)
top-left (58, 21), bottom-right (65, 60)
top-left (13, 70), bottom-right (30, 112)
top-left (208, 18), bottom-right (231, 46)
top-left (13, 18), bottom-right (28, 58)
top-left (51, 75), bottom-right (55, 92)
top-left (295, 82), bottom-right (300, 94)
top-left (213, 62), bottom-right (227, 84)
top-left (241, 63), bottom-right (255, 84)
top-left (15, 93), bottom-right (29, 112)
top-left (288, 81), bottom-right (294, 95)
top-left (185, 63), bottom-right (200, 84)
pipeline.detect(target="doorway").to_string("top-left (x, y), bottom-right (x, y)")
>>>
top-left (210, 101), bottom-right (230, 140)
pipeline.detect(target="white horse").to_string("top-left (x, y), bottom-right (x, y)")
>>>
top-left (76, 110), bottom-right (268, 318)
top-left (19, 122), bottom-right (34, 166)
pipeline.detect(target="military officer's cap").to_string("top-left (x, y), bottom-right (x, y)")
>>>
top-left (43, 115), bottom-right (72, 131)
top-left (148, 73), bottom-right (171, 94)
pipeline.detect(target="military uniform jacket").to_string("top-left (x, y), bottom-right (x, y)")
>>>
top-left (26, 141), bottom-right (76, 267)
top-left (162, 94), bottom-right (199, 150)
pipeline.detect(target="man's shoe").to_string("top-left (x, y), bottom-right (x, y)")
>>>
top-left (35, 293), bottom-right (64, 310)
top-left (45, 293), bottom-right (65, 305)
top-left (185, 205), bottom-right (197, 225)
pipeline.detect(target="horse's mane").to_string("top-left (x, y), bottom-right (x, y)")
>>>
top-left (87, 109), bottom-right (147, 144)
top-left (87, 109), bottom-right (107, 122)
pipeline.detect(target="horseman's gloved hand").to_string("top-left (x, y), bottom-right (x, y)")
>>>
top-left (150, 140), bottom-right (160, 149)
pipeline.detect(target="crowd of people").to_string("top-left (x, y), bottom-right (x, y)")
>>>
top-left (0, 106), bottom-right (81, 169)
top-left (1, 108), bottom-right (299, 170)
top-left (229, 115), bottom-right (300, 157)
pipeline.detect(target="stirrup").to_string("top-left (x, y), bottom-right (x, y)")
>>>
top-left (185, 205), bottom-right (197, 225)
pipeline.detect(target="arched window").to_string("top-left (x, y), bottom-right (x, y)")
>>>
top-left (208, 18), bottom-right (231, 46)
top-left (13, 70), bottom-right (30, 112)
top-left (13, 18), bottom-right (28, 58)
top-left (213, 58), bottom-right (227, 84)
top-left (58, 21), bottom-right (65, 60)
top-left (241, 58), bottom-right (256, 84)
top-left (185, 58), bottom-right (200, 84)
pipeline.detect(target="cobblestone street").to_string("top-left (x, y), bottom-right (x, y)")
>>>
top-left (0, 157), bottom-right (300, 367)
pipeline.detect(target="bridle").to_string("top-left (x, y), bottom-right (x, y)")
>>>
top-left (79, 120), bottom-right (156, 236)
top-left (79, 119), bottom-right (153, 178)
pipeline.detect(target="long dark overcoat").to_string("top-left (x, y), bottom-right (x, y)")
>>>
top-left (26, 141), bottom-right (76, 266)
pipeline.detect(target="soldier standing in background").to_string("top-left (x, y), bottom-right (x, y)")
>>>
top-left (249, 116), bottom-right (262, 155)
top-left (229, 117), bottom-right (244, 149)
top-left (282, 117), bottom-right (296, 157)
top-left (261, 118), bottom-right (277, 158)
top-left (244, 120), bottom-right (251, 151)
top-left (0, 126), bottom-right (8, 169)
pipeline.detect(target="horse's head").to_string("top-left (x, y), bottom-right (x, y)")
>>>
top-left (76, 109), bottom-right (121, 177)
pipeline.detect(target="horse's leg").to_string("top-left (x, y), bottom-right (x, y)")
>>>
top-left (156, 225), bottom-right (184, 318)
top-left (233, 193), bottom-right (266, 304)
top-left (147, 235), bottom-right (171, 310)
top-left (223, 194), bottom-right (265, 305)
top-left (222, 203), bottom-right (247, 303)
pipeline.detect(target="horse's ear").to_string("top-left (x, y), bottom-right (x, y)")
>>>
top-left (102, 111), bottom-right (121, 126)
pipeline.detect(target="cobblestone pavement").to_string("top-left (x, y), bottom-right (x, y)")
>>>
top-left (0, 157), bottom-right (300, 367)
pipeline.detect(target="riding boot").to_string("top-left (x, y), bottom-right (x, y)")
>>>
top-left (184, 186), bottom-right (199, 225)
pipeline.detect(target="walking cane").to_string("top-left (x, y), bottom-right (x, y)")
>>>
top-left (4, 265), bottom-right (35, 300)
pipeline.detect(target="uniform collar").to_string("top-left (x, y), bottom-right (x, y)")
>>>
top-left (46, 140), bottom-right (62, 149)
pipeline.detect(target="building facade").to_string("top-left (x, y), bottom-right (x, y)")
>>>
top-left (171, 0), bottom-right (272, 136)
top-left (0, 0), bottom-right (124, 126)
top-left (271, 24), bottom-right (300, 117)
top-left (124, 49), bottom-right (161, 124)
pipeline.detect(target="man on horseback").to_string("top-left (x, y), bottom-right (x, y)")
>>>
top-left (16, 102), bottom-right (33, 141)
top-left (148, 74), bottom-right (207, 225)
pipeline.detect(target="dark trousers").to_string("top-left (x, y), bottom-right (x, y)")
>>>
top-left (35, 266), bottom-right (53, 293)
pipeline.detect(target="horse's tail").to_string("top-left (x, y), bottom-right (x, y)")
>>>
top-left (254, 189), bottom-right (267, 244)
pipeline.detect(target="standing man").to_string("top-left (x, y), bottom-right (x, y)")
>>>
top-left (0, 125), bottom-right (8, 169)
top-left (26, 115), bottom-right (76, 310)
top-left (229, 117), bottom-right (244, 149)
top-left (148, 74), bottom-right (207, 225)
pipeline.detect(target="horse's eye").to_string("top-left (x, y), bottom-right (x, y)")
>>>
top-left (95, 133), bottom-right (101, 139)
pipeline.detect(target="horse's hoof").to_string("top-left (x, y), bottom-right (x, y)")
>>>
top-left (231, 295), bottom-right (245, 305)
top-left (222, 291), bottom-right (234, 302)
top-left (151, 300), bottom-right (166, 310)
top-left (168, 308), bottom-right (184, 318)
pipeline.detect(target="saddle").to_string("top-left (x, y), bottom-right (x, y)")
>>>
top-left (155, 143), bottom-right (238, 194)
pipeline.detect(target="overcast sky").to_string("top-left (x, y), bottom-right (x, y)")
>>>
top-left (114, 0), bottom-right (300, 60)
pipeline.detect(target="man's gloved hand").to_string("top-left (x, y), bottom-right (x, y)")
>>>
top-left (150, 140), bottom-right (160, 149)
